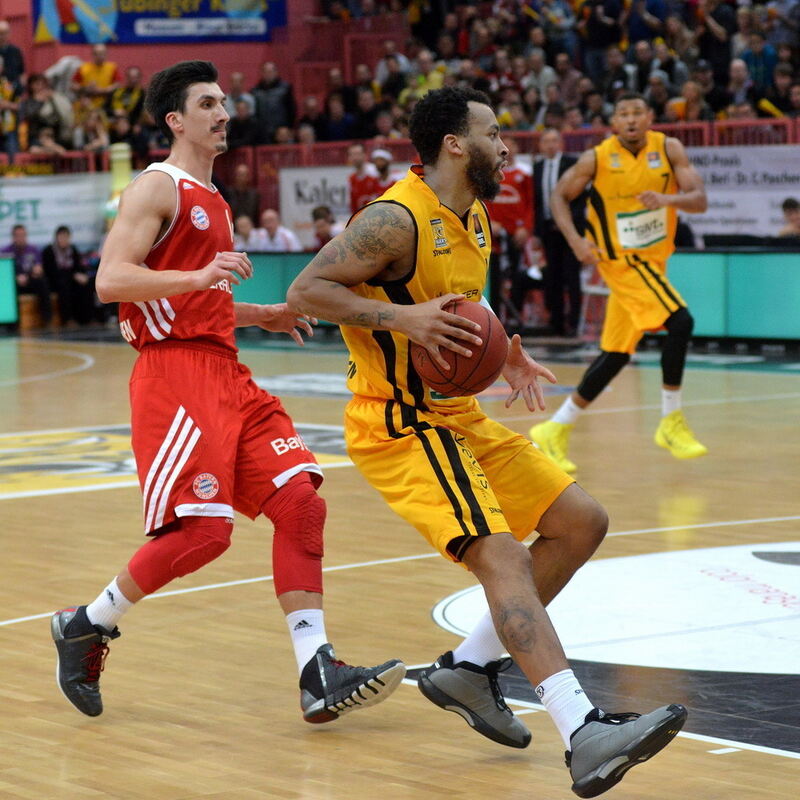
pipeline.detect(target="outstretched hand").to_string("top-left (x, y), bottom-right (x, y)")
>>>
top-left (502, 334), bottom-right (557, 411)
top-left (249, 303), bottom-right (317, 346)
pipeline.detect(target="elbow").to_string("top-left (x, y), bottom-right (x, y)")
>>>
top-left (95, 275), bottom-right (115, 304)
top-left (285, 281), bottom-right (304, 313)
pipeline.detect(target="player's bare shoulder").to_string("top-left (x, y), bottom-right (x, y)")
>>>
top-left (344, 201), bottom-right (415, 262)
top-left (664, 135), bottom-right (690, 166)
top-left (117, 168), bottom-right (176, 223)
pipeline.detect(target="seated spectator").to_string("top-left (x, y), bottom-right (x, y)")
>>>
top-left (581, 89), bottom-right (611, 124)
top-left (321, 93), bottom-right (354, 141)
top-left (763, 64), bottom-right (795, 114)
top-left (71, 43), bottom-right (122, 109)
top-left (691, 59), bottom-right (730, 115)
top-left (563, 105), bottom-right (586, 130)
top-left (374, 108), bottom-right (402, 139)
top-left (554, 51), bottom-right (583, 106)
top-left (310, 205), bottom-right (344, 250)
top-left (74, 109), bottom-right (109, 152)
top-left (297, 95), bottom-right (327, 142)
top-left (522, 48), bottom-right (557, 96)
top-left (663, 15), bottom-right (698, 66)
top-left (435, 33), bottom-right (463, 74)
top-left (0, 19), bottom-right (25, 86)
top-left (107, 66), bottom-right (144, 125)
top-left (374, 39), bottom-right (412, 86)
top-left (631, 40), bottom-right (658, 94)
top-left (399, 48), bottom-right (445, 104)
top-left (667, 80), bottom-right (715, 122)
top-left (653, 42), bottom-right (689, 92)
top-left (778, 197), bottom-right (800, 237)
top-left (228, 163), bottom-right (261, 225)
top-left (380, 54), bottom-right (409, 102)
top-left (726, 59), bottom-right (763, 112)
top-left (742, 32), bottom-right (779, 93)
top-left (273, 125), bottom-right (295, 144)
top-left (259, 209), bottom-right (303, 252)
top-left (233, 214), bottom-right (267, 251)
top-left (353, 63), bottom-right (381, 100)
top-left (296, 122), bottom-right (316, 144)
top-left (227, 99), bottom-right (259, 150)
top-left (326, 67), bottom-right (357, 114)
top-left (223, 71), bottom-right (256, 117)
top-left (732, 6), bottom-right (756, 59)
top-left (41, 225), bottom-right (95, 325)
top-left (601, 46), bottom-right (635, 103)
top-left (1, 224), bottom-right (51, 327)
top-left (29, 126), bottom-right (66, 154)
top-left (350, 86), bottom-right (381, 139)
top-left (18, 73), bottom-right (73, 150)
top-left (0, 54), bottom-right (19, 159)
top-left (109, 112), bottom-right (135, 146)
top-left (786, 83), bottom-right (800, 118)
top-left (645, 72), bottom-right (673, 121)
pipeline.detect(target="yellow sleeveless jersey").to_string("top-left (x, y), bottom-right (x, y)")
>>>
top-left (341, 166), bottom-right (492, 410)
top-left (585, 130), bottom-right (678, 262)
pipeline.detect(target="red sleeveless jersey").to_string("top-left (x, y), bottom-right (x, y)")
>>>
top-left (349, 166), bottom-right (379, 214)
top-left (118, 163), bottom-right (237, 353)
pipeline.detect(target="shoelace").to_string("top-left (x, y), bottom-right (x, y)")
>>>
top-left (484, 657), bottom-right (514, 713)
top-left (594, 710), bottom-right (641, 725)
top-left (82, 641), bottom-right (111, 683)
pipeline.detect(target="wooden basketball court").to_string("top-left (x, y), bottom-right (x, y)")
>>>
top-left (1, 333), bottom-right (798, 799)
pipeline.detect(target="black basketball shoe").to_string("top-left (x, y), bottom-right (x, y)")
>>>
top-left (299, 643), bottom-right (406, 723)
top-left (51, 605), bottom-right (120, 717)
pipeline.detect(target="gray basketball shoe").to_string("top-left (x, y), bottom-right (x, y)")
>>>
top-left (567, 704), bottom-right (688, 798)
top-left (417, 651), bottom-right (532, 748)
top-left (51, 605), bottom-right (120, 717)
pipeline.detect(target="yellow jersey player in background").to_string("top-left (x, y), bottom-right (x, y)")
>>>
top-left (288, 86), bottom-right (688, 798)
top-left (531, 92), bottom-right (709, 473)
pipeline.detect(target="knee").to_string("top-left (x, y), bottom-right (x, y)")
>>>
top-left (264, 474), bottom-right (326, 559)
top-left (581, 498), bottom-right (608, 556)
top-left (665, 307), bottom-right (694, 341)
top-left (170, 516), bottom-right (233, 577)
top-left (464, 533), bottom-right (532, 581)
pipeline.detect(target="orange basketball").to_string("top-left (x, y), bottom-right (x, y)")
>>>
top-left (410, 300), bottom-right (508, 397)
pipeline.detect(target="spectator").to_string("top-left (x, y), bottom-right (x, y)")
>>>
top-left (778, 197), bottom-right (800, 236)
top-left (41, 225), bottom-right (95, 325)
top-left (499, 100), bottom-right (532, 130)
top-left (696, 0), bottom-right (737, 85)
top-left (741, 32), bottom-right (779, 93)
top-left (435, 33), bottom-right (463, 74)
top-left (1, 224), bottom-right (51, 327)
top-left (251, 62), bottom-right (296, 145)
top-left (259, 209), bottom-right (303, 252)
top-left (0, 19), bottom-right (24, 86)
top-left (108, 112), bottom-right (135, 147)
top-left (28, 125), bottom-right (66, 154)
top-left (523, 85), bottom-right (544, 124)
top-left (668, 79), bottom-right (715, 121)
top-left (233, 214), bottom-right (267, 251)
top-left (380, 54), bottom-right (409, 102)
top-left (354, 63), bottom-right (381, 100)
top-left (18, 73), bottom-right (73, 150)
top-left (540, 0), bottom-right (578, 59)
top-left (228, 163), bottom-right (261, 225)
top-left (645, 72), bottom-right (673, 121)
top-left (227, 99), bottom-right (259, 150)
top-left (321, 93), bottom-right (354, 141)
top-left (350, 86), bottom-right (381, 139)
top-left (74, 109), bottom-right (109, 152)
top-left (296, 122), bottom-right (316, 144)
top-left (374, 39), bottom-right (412, 85)
top-left (726, 59), bottom-right (761, 109)
top-left (732, 6), bottom-right (756, 59)
top-left (691, 59), bottom-right (730, 115)
top-left (563, 105), bottom-right (586, 130)
top-left (653, 42), bottom-right (689, 92)
top-left (107, 66), bottom-right (144, 125)
top-left (766, 0), bottom-right (800, 51)
top-left (310, 205), bottom-right (344, 250)
top-left (764, 64), bottom-right (795, 114)
top-left (370, 148), bottom-right (401, 194)
top-left (536, 83), bottom-right (564, 128)
top-left (297, 95), bottom-right (327, 142)
top-left (631, 40), bottom-right (658, 94)
top-left (326, 66), bottom-right (357, 114)
top-left (552, 51), bottom-right (582, 107)
top-left (601, 46), bottom-right (636, 103)
top-left (626, 0), bottom-right (667, 45)
top-left (663, 15), bottom-right (698, 66)
top-left (348, 141), bottom-right (378, 213)
top-left (786, 82), bottom-right (800, 118)
top-left (400, 49), bottom-right (445, 105)
top-left (223, 71), bottom-right (255, 117)
top-left (579, 0), bottom-right (624, 86)
top-left (523, 48), bottom-right (556, 96)
top-left (71, 43), bottom-right (122, 109)
top-left (0, 54), bottom-right (19, 159)
top-left (581, 89), bottom-right (612, 124)
top-left (273, 125), bottom-right (295, 144)
top-left (375, 108), bottom-right (402, 139)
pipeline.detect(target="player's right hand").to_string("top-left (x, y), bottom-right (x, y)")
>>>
top-left (194, 251), bottom-right (253, 290)
top-left (398, 293), bottom-right (483, 372)
top-left (571, 237), bottom-right (601, 266)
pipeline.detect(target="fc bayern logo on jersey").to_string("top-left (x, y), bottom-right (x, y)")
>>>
top-left (190, 205), bottom-right (210, 230)
top-left (193, 473), bottom-right (219, 499)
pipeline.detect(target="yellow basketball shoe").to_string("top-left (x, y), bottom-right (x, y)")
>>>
top-left (529, 420), bottom-right (577, 473)
top-left (654, 410), bottom-right (708, 459)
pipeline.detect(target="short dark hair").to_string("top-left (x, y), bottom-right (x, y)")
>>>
top-left (55, 225), bottom-right (70, 236)
top-left (11, 224), bottom-right (25, 233)
top-left (614, 91), bottom-right (650, 110)
top-left (782, 197), bottom-right (800, 211)
top-left (311, 205), bottom-right (333, 222)
top-left (409, 86), bottom-right (492, 165)
top-left (145, 60), bottom-right (219, 143)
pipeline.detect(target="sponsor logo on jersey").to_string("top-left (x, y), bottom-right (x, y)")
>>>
top-left (473, 214), bottom-right (487, 248)
top-left (647, 151), bottom-right (662, 168)
top-left (271, 434), bottom-right (311, 456)
top-left (430, 218), bottom-right (448, 248)
top-left (192, 472), bottom-right (219, 499)
top-left (190, 205), bottom-right (210, 230)
top-left (610, 152), bottom-right (622, 169)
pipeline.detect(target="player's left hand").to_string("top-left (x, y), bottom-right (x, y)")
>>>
top-left (501, 334), bottom-right (557, 411)
top-left (252, 303), bottom-right (317, 346)
top-left (637, 191), bottom-right (667, 209)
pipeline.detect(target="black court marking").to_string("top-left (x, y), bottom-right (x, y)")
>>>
top-left (406, 661), bottom-right (800, 753)
top-left (752, 551), bottom-right (800, 567)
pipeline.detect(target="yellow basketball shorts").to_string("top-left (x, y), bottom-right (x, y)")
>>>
top-left (345, 396), bottom-right (574, 563)
top-left (598, 252), bottom-right (686, 355)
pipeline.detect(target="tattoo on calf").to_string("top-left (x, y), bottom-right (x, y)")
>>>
top-left (496, 603), bottom-right (538, 654)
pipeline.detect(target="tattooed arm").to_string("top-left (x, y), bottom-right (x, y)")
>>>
top-left (287, 202), bottom-right (482, 369)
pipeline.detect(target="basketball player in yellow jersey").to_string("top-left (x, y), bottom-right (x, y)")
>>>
top-left (289, 87), bottom-right (687, 798)
top-left (530, 92), bottom-right (709, 473)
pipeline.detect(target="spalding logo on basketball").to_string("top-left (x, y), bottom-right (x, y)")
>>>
top-left (193, 473), bottom-right (219, 499)
top-left (190, 205), bottom-right (210, 230)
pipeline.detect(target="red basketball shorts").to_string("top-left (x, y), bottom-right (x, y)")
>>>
top-left (129, 342), bottom-right (322, 535)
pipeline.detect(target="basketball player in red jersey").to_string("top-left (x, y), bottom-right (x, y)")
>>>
top-left (50, 61), bottom-right (405, 722)
top-left (347, 141), bottom-right (379, 214)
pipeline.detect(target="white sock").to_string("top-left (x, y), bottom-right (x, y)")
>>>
top-left (286, 609), bottom-right (328, 674)
top-left (452, 609), bottom-right (506, 666)
top-left (85, 577), bottom-right (134, 630)
top-left (662, 388), bottom-right (681, 416)
top-left (536, 669), bottom-right (595, 748)
top-left (552, 396), bottom-right (583, 426)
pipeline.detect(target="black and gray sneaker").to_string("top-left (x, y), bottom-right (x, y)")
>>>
top-left (51, 606), bottom-right (120, 717)
top-left (417, 651), bottom-right (531, 748)
top-left (299, 643), bottom-right (406, 723)
top-left (567, 704), bottom-right (688, 798)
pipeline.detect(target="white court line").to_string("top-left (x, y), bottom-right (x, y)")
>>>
top-left (0, 348), bottom-right (95, 386)
top-left (709, 747), bottom-right (741, 755)
top-left (399, 672), bottom-right (800, 761)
